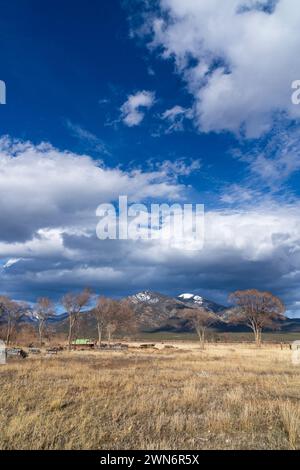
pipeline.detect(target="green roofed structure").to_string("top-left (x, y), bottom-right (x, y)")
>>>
top-left (71, 339), bottom-right (95, 349)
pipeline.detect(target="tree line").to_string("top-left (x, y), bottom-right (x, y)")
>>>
top-left (0, 288), bottom-right (285, 348)
top-left (183, 289), bottom-right (285, 348)
top-left (0, 290), bottom-right (136, 349)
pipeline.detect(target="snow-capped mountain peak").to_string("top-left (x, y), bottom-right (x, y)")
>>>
top-left (130, 291), bottom-right (160, 304)
top-left (179, 293), bottom-right (194, 300)
top-left (178, 293), bottom-right (203, 304)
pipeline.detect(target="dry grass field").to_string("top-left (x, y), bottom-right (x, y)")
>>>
top-left (0, 343), bottom-right (300, 450)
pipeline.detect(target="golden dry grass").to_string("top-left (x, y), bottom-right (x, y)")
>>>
top-left (0, 343), bottom-right (300, 450)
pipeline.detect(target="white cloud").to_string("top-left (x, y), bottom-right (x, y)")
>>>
top-left (250, 151), bottom-right (300, 183)
top-left (220, 184), bottom-right (260, 204)
top-left (228, 123), bottom-right (300, 192)
top-left (0, 136), bottom-right (186, 244)
top-left (2, 258), bottom-right (22, 269)
top-left (120, 90), bottom-right (155, 126)
top-left (161, 105), bottom-right (193, 132)
top-left (161, 105), bottom-right (188, 120)
top-left (1, 136), bottom-right (300, 314)
top-left (156, 158), bottom-right (201, 176)
top-left (140, 0), bottom-right (300, 137)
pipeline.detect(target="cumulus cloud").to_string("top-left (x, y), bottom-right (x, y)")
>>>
top-left (0, 136), bottom-right (185, 244)
top-left (137, 0), bottom-right (300, 137)
top-left (125, 202), bottom-right (300, 314)
top-left (120, 90), bottom-right (155, 126)
top-left (1, 136), bottom-right (300, 315)
top-left (0, 136), bottom-right (193, 298)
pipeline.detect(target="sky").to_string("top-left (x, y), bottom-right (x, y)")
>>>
top-left (1, 0), bottom-right (300, 316)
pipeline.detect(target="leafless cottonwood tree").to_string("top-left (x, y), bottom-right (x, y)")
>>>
top-left (229, 289), bottom-right (285, 347)
top-left (0, 296), bottom-right (11, 342)
top-left (0, 296), bottom-right (27, 345)
top-left (34, 297), bottom-right (55, 346)
top-left (103, 300), bottom-right (136, 345)
top-left (92, 296), bottom-right (116, 347)
top-left (93, 298), bottom-right (136, 345)
top-left (116, 299), bottom-right (137, 336)
top-left (62, 289), bottom-right (91, 350)
top-left (183, 307), bottom-right (217, 350)
top-left (106, 321), bottom-right (117, 345)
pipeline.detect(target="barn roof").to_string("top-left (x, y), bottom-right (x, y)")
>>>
top-left (71, 338), bottom-right (94, 345)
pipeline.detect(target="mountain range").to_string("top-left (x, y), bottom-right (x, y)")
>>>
top-left (127, 291), bottom-right (226, 330)
top-left (1, 290), bottom-right (300, 334)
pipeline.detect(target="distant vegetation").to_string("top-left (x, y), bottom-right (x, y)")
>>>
top-left (0, 289), bottom-right (287, 348)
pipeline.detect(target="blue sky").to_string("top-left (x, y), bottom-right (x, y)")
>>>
top-left (1, 0), bottom-right (300, 316)
top-left (0, 0), bottom-right (237, 195)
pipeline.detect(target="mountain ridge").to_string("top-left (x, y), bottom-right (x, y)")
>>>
top-left (1, 290), bottom-right (300, 334)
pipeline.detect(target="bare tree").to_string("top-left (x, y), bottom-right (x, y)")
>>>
top-left (229, 289), bottom-right (285, 347)
top-left (0, 296), bottom-right (12, 343)
top-left (92, 296), bottom-right (116, 347)
top-left (62, 289), bottom-right (91, 350)
top-left (104, 300), bottom-right (126, 345)
top-left (34, 297), bottom-right (55, 346)
top-left (117, 299), bottom-right (137, 338)
top-left (93, 298), bottom-right (136, 346)
top-left (106, 322), bottom-right (117, 345)
top-left (0, 296), bottom-right (27, 345)
top-left (183, 307), bottom-right (217, 350)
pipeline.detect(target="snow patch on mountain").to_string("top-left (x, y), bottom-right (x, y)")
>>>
top-left (179, 293), bottom-right (203, 305)
top-left (131, 291), bottom-right (160, 304)
top-left (179, 293), bottom-right (194, 300)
